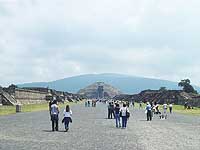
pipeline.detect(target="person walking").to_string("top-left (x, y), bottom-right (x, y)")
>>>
top-left (169, 103), bottom-right (173, 114)
top-left (108, 102), bottom-right (112, 119)
top-left (62, 105), bottom-right (72, 132)
top-left (127, 101), bottom-right (130, 107)
top-left (49, 100), bottom-right (52, 115)
top-left (146, 102), bottom-right (152, 121)
top-left (50, 100), bottom-right (59, 131)
top-left (120, 103), bottom-right (130, 129)
top-left (110, 102), bottom-right (115, 119)
top-left (132, 101), bottom-right (135, 108)
top-left (114, 103), bottom-right (121, 128)
top-left (163, 103), bottom-right (168, 114)
top-left (139, 101), bottom-right (142, 109)
top-left (85, 101), bottom-right (88, 107)
top-left (88, 100), bottom-right (90, 107)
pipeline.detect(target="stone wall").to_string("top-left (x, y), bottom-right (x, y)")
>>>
top-left (114, 90), bottom-right (200, 107)
top-left (0, 86), bottom-right (3, 105)
top-left (14, 88), bottom-right (48, 104)
top-left (1, 85), bottom-right (84, 105)
top-left (0, 95), bottom-right (2, 105)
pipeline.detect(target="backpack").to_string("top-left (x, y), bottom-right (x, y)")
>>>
top-left (120, 108), bottom-right (130, 118)
top-left (126, 110), bottom-right (130, 118)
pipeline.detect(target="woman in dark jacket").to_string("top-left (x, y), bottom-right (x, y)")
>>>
top-left (114, 103), bottom-right (121, 128)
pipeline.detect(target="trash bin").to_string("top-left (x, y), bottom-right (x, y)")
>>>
top-left (16, 104), bottom-right (22, 113)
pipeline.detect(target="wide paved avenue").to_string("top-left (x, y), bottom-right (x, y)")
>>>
top-left (0, 103), bottom-right (200, 150)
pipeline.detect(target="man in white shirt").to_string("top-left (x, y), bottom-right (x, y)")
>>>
top-left (50, 100), bottom-right (59, 131)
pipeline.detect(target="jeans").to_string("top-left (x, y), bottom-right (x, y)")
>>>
top-left (65, 121), bottom-right (69, 129)
top-left (147, 110), bottom-right (152, 121)
top-left (108, 109), bottom-right (113, 119)
top-left (51, 114), bottom-right (59, 131)
top-left (122, 116), bottom-right (127, 128)
top-left (115, 114), bottom-right (121, 127)
top-left (169, 107), bottom-right (172, 113)
top-left (63, 117), bottom-right (71, 130)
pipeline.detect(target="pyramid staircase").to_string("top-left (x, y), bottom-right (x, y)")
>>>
top-left (1, 91), bottom-right (18, 105)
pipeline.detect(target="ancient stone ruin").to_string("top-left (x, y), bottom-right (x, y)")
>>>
top-left (0, 85), bottom-right (84, 106)
top-left (78, 82), bottom-right (122, 99)
top-left (114, 89), bottom-right (200, 107)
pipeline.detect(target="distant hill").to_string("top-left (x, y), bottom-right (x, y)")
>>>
top-left (78, 82), bottom-right (122, 98)
top-left (17, 73), bottom-right (200, 94)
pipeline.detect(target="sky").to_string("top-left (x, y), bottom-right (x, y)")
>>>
top-left (0, 0), bottom-right (200, 86)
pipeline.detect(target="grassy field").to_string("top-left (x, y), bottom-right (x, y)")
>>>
top-left (0, 101), bottom-right (79, 116)
top-left (0, 105), bottom-right (16, 115)
top-left (171, 105), bottom-right (200, 115)
top-left (133, 102), bottom-right (200, 116)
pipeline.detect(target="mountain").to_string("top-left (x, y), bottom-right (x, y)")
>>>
top-left (17, 73), bottom-right (200, 94)
top-left (78, 82), bottom-right (122, 98)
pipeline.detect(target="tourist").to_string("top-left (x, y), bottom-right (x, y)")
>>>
top-left (49, 100), bottom-right (52, 115)
top-left (108, 102), bottom-right (112, 119)
top-left (130, 101), bottom-right (133, 107)
top-left (169, 103), bottom-right (173, 114)
top-left (85, 101), bottom-right (88, 107)
top-left (114, 103), bottom-right (121, 128)
top-left (120, 103), bottom-right (130, 129)
top-left (88, 100), bottom-right (90, 107)
top-left (132, 101), bottom-right (135, 108)
top-left (139, 101), bottom-right (142, 109)
top-left (163, 103), bottom-right (168, 114)
top-left (50, 100), bottom-right (59, 131)
top-left (146, 102), bottom-right (152, 121)
top-left (62, 105), bottom-right (72, 132)
top-left (152, 103), bottom-right (156, 114)
top-left (184, 102), bottom-right (188, 109)
top-left (162, 102), bottom-right (168, 119)
top-left (92, 99), bottom-right (97, 107)
top-left (155, 103), bottom-right (161, 114)
top-left (127, 101), bottom-right (130, 107)
top-left (111, 102), bottom-right (115, 119)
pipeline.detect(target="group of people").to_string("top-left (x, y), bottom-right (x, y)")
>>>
top-left (85, 100), bottom-right (97, 107)
top-left (49, 100), bottom-right (72, 132)
top-left (49, 99), bottom-right (174, 131)
top-left (107, 101), bottom-right (130, 129)
top-left (145, 102), bottom-right (173, 121)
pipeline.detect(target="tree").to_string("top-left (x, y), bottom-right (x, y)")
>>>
top-left (178, 79), bottom-right (197, 94)
top-left (159, 87), bottom-right (167, 91)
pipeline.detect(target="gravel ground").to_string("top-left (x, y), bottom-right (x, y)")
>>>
top-left (0, 103), bottom-right (199, 150)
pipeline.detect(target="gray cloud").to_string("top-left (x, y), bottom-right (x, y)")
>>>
top-left (0, 0), bottom-right (200, 86)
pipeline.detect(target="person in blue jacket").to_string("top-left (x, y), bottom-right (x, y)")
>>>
top-left (146, 102), bottom-right (152, 121)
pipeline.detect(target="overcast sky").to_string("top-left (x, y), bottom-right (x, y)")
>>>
top-left (0, 0), bottom-right (200, 86)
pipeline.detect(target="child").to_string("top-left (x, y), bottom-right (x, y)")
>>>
top-left (62, 105), bottom-right (72, 132)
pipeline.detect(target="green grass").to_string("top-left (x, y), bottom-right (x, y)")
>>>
top-left (171, 105), bottom-right (200, 115)
top-left (0, 101), bottom-right (80, 116)
top-left (132, 102), bottom-right (200, 116)
top-left (0, 105), bottom-right (16, 115)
